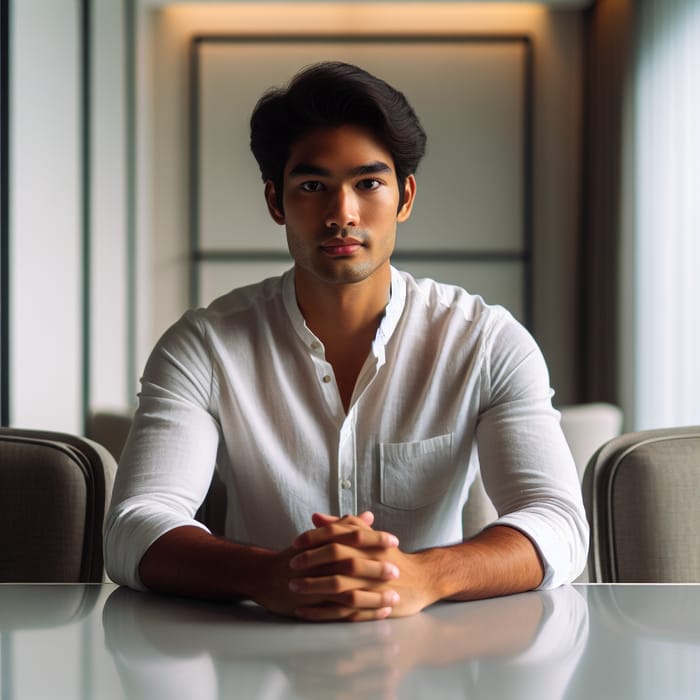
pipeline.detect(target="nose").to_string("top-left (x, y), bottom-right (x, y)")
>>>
top-left (324, 186), bottom-right (359, 230)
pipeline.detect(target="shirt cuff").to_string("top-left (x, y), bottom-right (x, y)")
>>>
top-left (491, 511), bottom-right (587, 589)
top-left (104, 503), bottom-right (211, 591)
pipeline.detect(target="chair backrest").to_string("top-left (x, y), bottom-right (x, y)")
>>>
top-left (0, 428), bottom-right (117, 582)
top-left (559, 402), bottom-right (623, 479)
top-left (86, 411), bottom-right (133, 461)
top-left (463, 403), bottom-right (623, 541)
top-left (582, 425), bottom-right (700, 582)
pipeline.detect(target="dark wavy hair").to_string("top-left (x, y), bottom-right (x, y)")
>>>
top-left (250, 61), bottom-right (427, 212)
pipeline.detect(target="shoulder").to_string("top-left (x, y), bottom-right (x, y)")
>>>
top-left (397, 267), bottom-right (512, 331)
top-left (396, 267), bottom-right (542, 376)
top-left (168, 272), bottom-right (288, 339)
top-left (201, 273), bottom-right (287, 321)
top-left (150, 273), bottom-right (288, 364)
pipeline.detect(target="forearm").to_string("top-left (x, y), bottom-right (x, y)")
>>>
top-left (415, 525), bottom-right (545, 604)
top-left (138, 518), bottom-right (402, 622)
top-left (288, 521), bottom-right (545, 618)
top-left (138, 525), bottom-right (278, 602)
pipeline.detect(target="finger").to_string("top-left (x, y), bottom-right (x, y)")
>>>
top-left (290, 542), bottom-right (357, 570)
top-left (290, 538), bottom-right (399, 571)
top-left (296, 605), bottom-right (394, 623)
top-left (302, 512), bottom-right (372, 542)
top-left (290, 574), bottom-right (401, 602)
top-left (311, 512), bottom-right (338, 528)
top-left (294, 525), bottom-right (399, 552)
top-left (311, 510), bottom-right (374, 527)
top-left (357, 511), bottom-right (375, 526)
top-left (295, 557), bottom-right (400, 581)
top-left (311, 511), bottom-right (374, 529)
top-left (290, 576), bottom-right (401, 610)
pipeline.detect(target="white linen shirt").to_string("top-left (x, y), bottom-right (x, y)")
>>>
top-left (104, 267), bottom-right (588, 590)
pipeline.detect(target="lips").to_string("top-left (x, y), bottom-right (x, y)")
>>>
top-left (320, 237), bottom-right (365, 256)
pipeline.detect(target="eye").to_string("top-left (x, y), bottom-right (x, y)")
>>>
top-left (300, 181), bottom-right (325, 192)
top-left (356, 178), bottom-right (382, 191)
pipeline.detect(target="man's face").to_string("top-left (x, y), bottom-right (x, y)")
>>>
top-left (265, 125), bottom-right (415, 288)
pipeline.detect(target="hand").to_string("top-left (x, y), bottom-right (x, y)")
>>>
top-left (291, 513), bottom-right (437, 620)
top-left (251, 512), bottom-right (402, 622)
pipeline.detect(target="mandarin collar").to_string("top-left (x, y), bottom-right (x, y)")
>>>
top-left (282, 266), bottom-right (407, 356)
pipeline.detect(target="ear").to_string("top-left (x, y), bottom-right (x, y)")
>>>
top-left (396, 174), bottom-right (417, 223)
top-left (264, 180), bottom-right (285, 224)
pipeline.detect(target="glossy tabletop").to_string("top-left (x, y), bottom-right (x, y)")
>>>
top-left (1, 583), bottom-right (699, 699)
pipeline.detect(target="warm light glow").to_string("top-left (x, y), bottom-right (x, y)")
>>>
top-left (161, 3), bottom-right (547, 37)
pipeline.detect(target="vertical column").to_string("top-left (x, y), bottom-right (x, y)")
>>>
top-left (91, 0), bottom-right (130, 413)
top-left (10, 0), bottom-right (82, 431)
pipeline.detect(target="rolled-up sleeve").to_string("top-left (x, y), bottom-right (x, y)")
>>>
top-left (476, 315), bottom-right (589, 588)
top-left (103, 312), bottom-right (221, 590)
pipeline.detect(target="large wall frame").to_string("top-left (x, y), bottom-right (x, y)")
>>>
top-left (189, 34), bottom-right (533, 327)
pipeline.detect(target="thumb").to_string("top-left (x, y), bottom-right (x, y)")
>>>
top-left (310, 511), bottom-right (375, 528)
top-left (311, 512), bottom-right (338, 527)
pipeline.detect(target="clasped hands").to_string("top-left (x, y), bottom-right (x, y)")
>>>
top-left (257, 511), bottom-right (432, 622)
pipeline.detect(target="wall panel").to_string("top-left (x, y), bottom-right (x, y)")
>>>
top-left (193, 36), bottom-right (531, 322)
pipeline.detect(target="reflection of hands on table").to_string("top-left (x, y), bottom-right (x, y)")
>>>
top-left (104, 589), bottom-right (556, 700)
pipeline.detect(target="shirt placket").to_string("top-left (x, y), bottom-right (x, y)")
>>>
top-left (300, 306), bottom-right (386, 518)
top-left (309, 344), bottom-right (344, 418)
top-left (306, 338), bottom-right (355, 515)
top-left (338, 412), bottom-right (357, 516)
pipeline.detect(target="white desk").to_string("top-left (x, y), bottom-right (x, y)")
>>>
top-left (1, 583), bottom-right (699, 699)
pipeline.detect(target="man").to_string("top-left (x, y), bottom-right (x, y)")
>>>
top-left (104, 61), bottom-right (588, 622)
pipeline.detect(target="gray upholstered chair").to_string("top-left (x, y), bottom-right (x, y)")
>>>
top-left (86, 411), bottom-right (133, 461)
top-left (559, 402), bottom-right (623, 479)
top-left (462, 403), bottom-right (623, 541)
top-left (0, 428), bottom-right (117, 582)
top-left (582, 425), bottom-right (700, 582)
top-left (85, 409), bottom-right (228, 537)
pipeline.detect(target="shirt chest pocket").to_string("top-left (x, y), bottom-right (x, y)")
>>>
top-left (379, 433), bottom-right (455, 510)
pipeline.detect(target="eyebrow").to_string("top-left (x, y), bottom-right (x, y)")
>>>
top-left (288, 161), bottom-right (393, 178)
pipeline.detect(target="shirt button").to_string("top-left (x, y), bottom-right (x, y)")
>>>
top-left (322, 375), bottom-right (332, 383)
top-left (341, 479), bottom-right (352, 490)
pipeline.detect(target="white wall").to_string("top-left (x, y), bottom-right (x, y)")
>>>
top-left (9, 0), bottom-right (133, 432)
top-left (10, 0), bottom-right (82, 431)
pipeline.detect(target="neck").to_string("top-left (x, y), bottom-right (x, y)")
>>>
top-left (294, 265), bottom-right (391, 413)
top-left (294, 265), bottom-right (391, 347)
